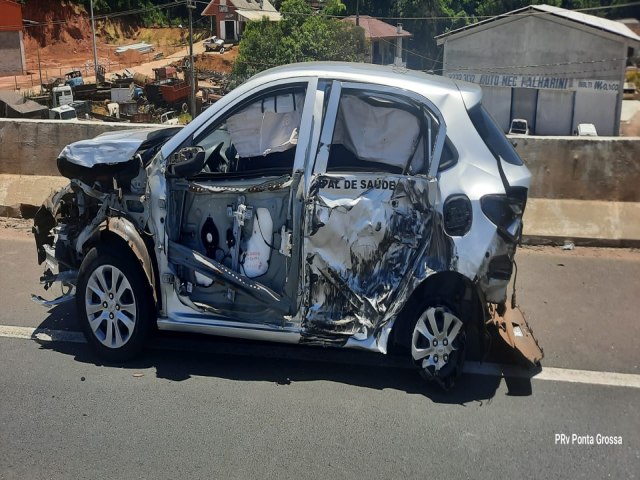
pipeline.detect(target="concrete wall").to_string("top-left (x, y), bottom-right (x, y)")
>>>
top-left (0, 118), bottom-right (157, 177)
top-left (0, 119), bottom-right (639, 202)
top-left (514, 136), bottom-right (640, 202)
top-left (0, 31), bottom-right (25, 75)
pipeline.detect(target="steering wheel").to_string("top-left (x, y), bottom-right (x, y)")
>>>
top-left (204, 141), bottom-right (225, 172)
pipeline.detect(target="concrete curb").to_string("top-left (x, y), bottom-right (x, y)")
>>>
top-left (522, 235), bottom-right (640, 249)
top-left (1, 174), bottom-right (639, 247)
top-left (0, 203), bottom-right (39, 219)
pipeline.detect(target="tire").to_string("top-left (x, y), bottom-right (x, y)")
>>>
top-left (219, 47), bottom-right (225, 54)
top-left (76, 245), bottom-right (153, 362)
top-left (406, 298), bottom-right (467, 390)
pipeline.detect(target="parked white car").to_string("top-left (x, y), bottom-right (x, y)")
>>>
top-left (33, 62), bottom-right (542, 389)
top-left (160, 110), bottom-right (180, 125)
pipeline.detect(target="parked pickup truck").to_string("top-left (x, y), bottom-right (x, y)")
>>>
top-left (203, 36), bottom-right (227, 53)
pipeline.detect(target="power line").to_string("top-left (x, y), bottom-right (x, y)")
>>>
top-left (18, 1), bottom-right (188, 30)
top-left (14, 1), bottom-right (639, 33)
top-left (193, 0), bottom-right (640, 21)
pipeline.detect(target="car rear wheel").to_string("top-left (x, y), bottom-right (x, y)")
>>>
top-left (77, 245), bottom-right (152, 362)
top-left (409, 301), bottom-right (466, 390)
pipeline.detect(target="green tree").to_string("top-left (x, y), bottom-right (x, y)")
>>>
top-left (322, 0), bottom-right (348, 16)
top-left (233, 0), bottom-right (367, 81)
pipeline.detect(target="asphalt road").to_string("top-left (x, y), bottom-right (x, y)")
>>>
top-left (1, 225), bottom-right (639, 479)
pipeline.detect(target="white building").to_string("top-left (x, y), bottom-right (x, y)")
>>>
top-left (436, 5), bottom-right (640, 135)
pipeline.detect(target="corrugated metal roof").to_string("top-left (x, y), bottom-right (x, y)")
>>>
top-left (618, 18), bottom-right (640, 36)
top-left (342, 15), bottom-right (411, 39)
top-left (0, 91), bottom-right (48, 115)
top-left (201, 0), bottom-right (277, 16)
top-left (235, 9), bottom-right (281, 21)
top-left (436, 4), bottom-right (640, 44)
top-left (532, 4), bottom-right (640, 42)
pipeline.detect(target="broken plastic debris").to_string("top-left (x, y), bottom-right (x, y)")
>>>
top-left (34, 332), bottom-right (53, 342)
top-left (562, 241), bottom-right (575, 250)
top-left (132, 373), bottom-right (144, 378)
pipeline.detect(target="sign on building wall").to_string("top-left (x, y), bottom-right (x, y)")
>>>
top-left (446, 72), bottom-right (620, 94)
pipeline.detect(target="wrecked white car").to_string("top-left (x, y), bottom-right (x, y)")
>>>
top-left (33, 62), bottom-right (542, 389)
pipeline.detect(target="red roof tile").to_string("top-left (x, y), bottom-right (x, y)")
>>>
top-left (343, 15), bottom-right (411, 39)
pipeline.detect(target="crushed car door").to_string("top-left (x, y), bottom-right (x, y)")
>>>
top-left (166, 81), bottom-right (315, 326)
top-left (303, 81), bottom-right (451, 342)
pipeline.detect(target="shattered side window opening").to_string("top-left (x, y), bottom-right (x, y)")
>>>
top-left (325, 89), bottom-right (436, 175)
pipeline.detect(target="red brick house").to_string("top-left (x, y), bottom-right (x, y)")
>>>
top-left (202, 0), bottom-right (281, 41)
top-left (343, 15), bottom-right (411, 66)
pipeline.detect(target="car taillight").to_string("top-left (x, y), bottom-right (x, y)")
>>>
top-left (481, 189), bottom-right (527, 242)
top-left (443, 195), bottom-right (472, 236)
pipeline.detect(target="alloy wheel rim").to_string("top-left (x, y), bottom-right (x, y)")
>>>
top-left (411, 306), bottom-right (463, 372)
top-left (85, 265), bottom-right (137, 349)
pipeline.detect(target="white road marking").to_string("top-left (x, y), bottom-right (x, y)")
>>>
top-left (463, 362), bottom-right (640, 389)
top-left (1, 324), bottom-right (639, 389)
top-left (0, 325), bottom-right (85, 343)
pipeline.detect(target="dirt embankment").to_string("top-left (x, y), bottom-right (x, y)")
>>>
top-left (19, 0), bottom-right (201, 81)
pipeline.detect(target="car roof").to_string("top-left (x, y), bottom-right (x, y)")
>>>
top-left (252, 61), bottom-right (467, 95)
top-left (246, 62), bottom-right (483, 113)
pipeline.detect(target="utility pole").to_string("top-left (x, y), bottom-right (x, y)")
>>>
top-left (90, 0), bottom-right (99, 84)
top-left (37, 45), bottom-right (43, 92)
top-left (188, 0), bottom-right (196, 118)
top-left (356, 0), bottom-right (360, 26)
top-left (23, 19), bottom-right (43, 93)
top-left (394, 23), bottom-right (403, 67)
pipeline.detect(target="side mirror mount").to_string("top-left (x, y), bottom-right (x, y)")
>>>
top-left (167, 146), bottom-right (206, 177)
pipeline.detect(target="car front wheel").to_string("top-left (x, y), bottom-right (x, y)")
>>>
top-left (76, 245), bottom-right (152, 361)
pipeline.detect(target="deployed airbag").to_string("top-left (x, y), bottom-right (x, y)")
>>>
top-left (226, 92), bottom-right (304, 158)
top-left (333, 95), bottom-right (422, 169)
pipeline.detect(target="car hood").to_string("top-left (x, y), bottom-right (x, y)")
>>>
top-left (59, 127), bottom-right (181, 168)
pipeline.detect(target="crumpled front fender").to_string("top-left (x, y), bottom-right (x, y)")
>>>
top-left (83, 216), bottom-right (158, 304)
